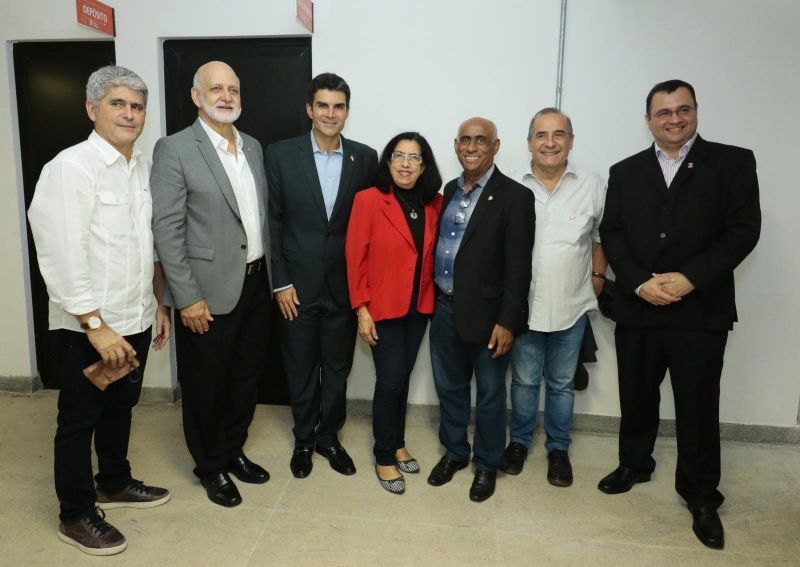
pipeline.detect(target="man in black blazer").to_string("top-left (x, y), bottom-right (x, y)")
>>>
top-left (598, 80), bottom-right (761, 549)
top-left (266, 73), bottom-right (378, 478)
top-left (427, 117), bottom-right (535, 502)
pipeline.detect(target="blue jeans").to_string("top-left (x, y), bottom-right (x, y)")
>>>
top-left (430, 295), bottom-right (510, 471)
top-left (509, 314), bottom-right (588, 452)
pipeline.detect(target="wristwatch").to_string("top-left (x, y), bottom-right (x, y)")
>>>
top-left (80, 315), bottom-right (103, 331)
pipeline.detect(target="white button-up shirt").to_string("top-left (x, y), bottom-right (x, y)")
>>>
top-left (198, 119), bottom-right (263, 262)
top-left (514, 162), bottom-right (607, 332)
top-left (28, 131), bottom-right (156, 335)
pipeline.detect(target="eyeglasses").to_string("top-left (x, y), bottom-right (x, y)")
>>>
top-left (454, 195), bottom-right (471, 224)
top-left (652, 106), bottom-right (695, 121)
top-left (390, 151), bottom-right (423, 166)
top-left (456, 135), bottom-right (494, 147)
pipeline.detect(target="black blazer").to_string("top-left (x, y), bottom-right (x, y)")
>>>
top-left (444, 167), bottom-right (535, 343)
top-left (266, 133), bottom-right (378, 306)
top-left (599, 136), bottom-right (761, 330)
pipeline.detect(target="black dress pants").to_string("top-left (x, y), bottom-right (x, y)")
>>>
top-left (176, 268), bottom-right (270, 478)
top-left (54, 327), bottom-right (151, 522)
top-left (279, 281), bottom-right (357, 448)
top-left (615, 324), bottom-right (728, 509)
top-left (370, 311), bottom-right (429, 466)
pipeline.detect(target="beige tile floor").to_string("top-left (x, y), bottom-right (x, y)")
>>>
top-left (0, 391), bottom-right (798, 566)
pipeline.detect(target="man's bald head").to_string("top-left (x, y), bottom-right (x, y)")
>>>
top-left (457, 117), bottom-right (497, 140)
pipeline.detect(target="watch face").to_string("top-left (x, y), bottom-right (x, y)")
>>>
top-left (88, 316), bottom-right (102, 330)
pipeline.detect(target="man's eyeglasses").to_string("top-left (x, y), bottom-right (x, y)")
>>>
top-left (652, 106), bottom-right (695, 121)
top-left (454, 195), bottom-right (471, 224)
top-left (390, 151), bottom-right (423, 166)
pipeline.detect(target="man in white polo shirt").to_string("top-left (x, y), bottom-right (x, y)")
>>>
top-left (28, 65), bottom-right (171, 556)
top-left (502, 108), bottom-right (607, 486)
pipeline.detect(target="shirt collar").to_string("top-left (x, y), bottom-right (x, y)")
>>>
top-left (458, 164), bottom-right (495, 191)
top-left (654, 132), bottom-right (698, 160)
top-left (89, 130), bottom-right (141, 167)
top-left (310, 130), bottom-right (343, 155)
top-left (198, 117), bottom-right (242, 152)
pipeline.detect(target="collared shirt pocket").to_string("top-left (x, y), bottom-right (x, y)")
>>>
top-left (96, 190), bottom-right (132, 235)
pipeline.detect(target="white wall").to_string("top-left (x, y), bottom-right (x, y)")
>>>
top-left (1, 0), bottom-right (797, 426)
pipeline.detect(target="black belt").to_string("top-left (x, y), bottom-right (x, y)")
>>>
top-left (246, 257), bottom-right (266, 275)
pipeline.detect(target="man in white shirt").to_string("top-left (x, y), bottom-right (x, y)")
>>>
top-left (28, 65), bottom-right (171, 557)
top-left (150, 61), bottom-right (272, 508)
top-left (503, 108), bottom-right (607, 486)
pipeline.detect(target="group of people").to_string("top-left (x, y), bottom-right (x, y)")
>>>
top-left (27, 59), bottom-right (760, 557)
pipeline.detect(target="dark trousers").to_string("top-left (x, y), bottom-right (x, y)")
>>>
top-left (54, 327), bottom-right (151, 522)
top-left (370, 311), bottom-right (429, 466)
top-left (176, 268), bottom-right (270, 478)
top-left (279, 281), bottom-right (357, 448)
top-left (429, 295), bottom-right (510, 471)
top-left (615, 324), bottom-right (728, 508)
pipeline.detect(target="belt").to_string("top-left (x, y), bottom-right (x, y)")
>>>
top-left (246, 257), bottom-right (266, 275)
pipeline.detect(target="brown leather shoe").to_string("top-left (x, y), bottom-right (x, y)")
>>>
top-left (58, 508), bottom-right (127, 556)
top-left (96, 479), bottom-right (170, 509)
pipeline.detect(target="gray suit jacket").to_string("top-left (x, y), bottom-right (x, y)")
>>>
top-left (266, 133), bottom-right (377, 306)
top-left (150, 119), bottom-right (271, 314)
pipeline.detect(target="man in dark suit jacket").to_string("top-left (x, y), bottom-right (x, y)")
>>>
top-left (151, 61), bottom-right (272, 508)
top-left (598, 80), bottom-right (760, 550)
top-left (427, 117), bottom-right (535, 502)
top-left (266, 73), bottom-right (378, 479)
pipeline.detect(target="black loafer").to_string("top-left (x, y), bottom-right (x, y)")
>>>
top-left (499, 442), bottom-right (528, 475)
top-left (469, 470), bottom-right (497, 502)
top-left (228, 455), bottom-right (270, 484)
top-left (290, 447), bottom-right (313, 478)
top-left (546, 449), bottom-right (573, 487)
top-left (689, 505), bottom-right (724, 549)
top-left (597, 466), bottom-right (651, 494)
top-left (427, 455), bottom-right (469, 486)
top-left (201, 472), bottom-right (241, 507)
top-left (315, 443), bottom-right (356, 475)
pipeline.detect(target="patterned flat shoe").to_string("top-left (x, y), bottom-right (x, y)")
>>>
top-left (396, 458), bottom-right (421, 474)
top-left (375, 467), bottom-right (405, 495)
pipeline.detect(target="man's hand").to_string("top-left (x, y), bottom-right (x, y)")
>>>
top-left (275, 287), bottom-right (301, 320)
top-left (638, 274), bottom-right (682, 306)
top-left (658, 272), bottom-right (695, 298)
top-left (180, 299), bottom-right (214, 334)
top-left (153, 305), bottom-right (171, 350)
top-left (356, 306), bottom-right (378, 346)
top-left (86, 325), bottom-right (136, 369)
top-left (488, 324), bottom-right (514, 359)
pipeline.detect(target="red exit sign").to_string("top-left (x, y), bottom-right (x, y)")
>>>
top-left (76, 0), bottom-right (115, 37)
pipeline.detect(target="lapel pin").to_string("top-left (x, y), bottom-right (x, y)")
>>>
top-left (350, 155), bottom-right (355, 162)
top-left (688, 162), bottom-right (694, 168)
top-left (488, 195), bottom-right (494, 201)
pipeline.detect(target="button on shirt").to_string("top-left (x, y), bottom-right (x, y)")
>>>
top-left (27, 131), bottom-right (156, 335)
top-left (310, 130), bottom-right (344, 220)
top-left (655, 132), bottom-right (698, 187)
top-left (514, 162), bottom-right (606, 332)
top-left (198, 119), bottom-right (263, 262)
top-left (434, 166), bottom-right (493, 295)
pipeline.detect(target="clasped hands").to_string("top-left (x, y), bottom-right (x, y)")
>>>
top-left (639, 272), bottom-right (695, 306)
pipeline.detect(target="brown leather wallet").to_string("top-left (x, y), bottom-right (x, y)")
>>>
top-left (83, 357), bottom-right (140, 391)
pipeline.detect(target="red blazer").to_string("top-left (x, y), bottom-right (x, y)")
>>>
top-left (346, 187), bottom-right (442, 322)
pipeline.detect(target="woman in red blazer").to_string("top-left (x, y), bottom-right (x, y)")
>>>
top-left (346, 132), bottom-right (442, 494)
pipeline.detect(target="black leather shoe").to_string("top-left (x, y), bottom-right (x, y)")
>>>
top-left (597, 466), bottom-right (651, 494)
top-left (228, 455), bottom-right (270, 484)
top-left (315, 443), bottom-right (356, 475)
top-left (427, 455), bottom-right (469, 486)
top-left (201, 472), bottom-right (241, 507)
top-left (469, 470), bottom-right (497, 502)
top-left (499, 442), bottom-right (528, 475)
top-left (290, 447), bottom-right (313, 478)
top-left (689, 505), bottom-right (724, 549)
top-left (547, 449), bottom-right (573, 487)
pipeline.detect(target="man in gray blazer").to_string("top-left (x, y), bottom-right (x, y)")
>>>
top-left (266, 73), bottom-right (377, 478)
top-left (151, 61), bottom-right (271, 508)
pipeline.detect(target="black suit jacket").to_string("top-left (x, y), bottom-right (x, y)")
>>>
top-left (444, 167), bottom-right (535, 343)
top-left (599, 136), bottom-right (761, 330)
top-left (266, 133), bottom-right (378, 306)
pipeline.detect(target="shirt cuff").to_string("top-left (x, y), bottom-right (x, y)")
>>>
top-left (273, 284), bottom-right (293, 293)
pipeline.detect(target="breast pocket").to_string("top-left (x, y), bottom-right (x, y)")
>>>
top-left (548, 213), bottom-right (593, 245)
top-left (96, 191), bottom-right (132, 235)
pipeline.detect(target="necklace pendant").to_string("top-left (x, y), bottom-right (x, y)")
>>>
top-left (409, 210), bottom-right (418, 220)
